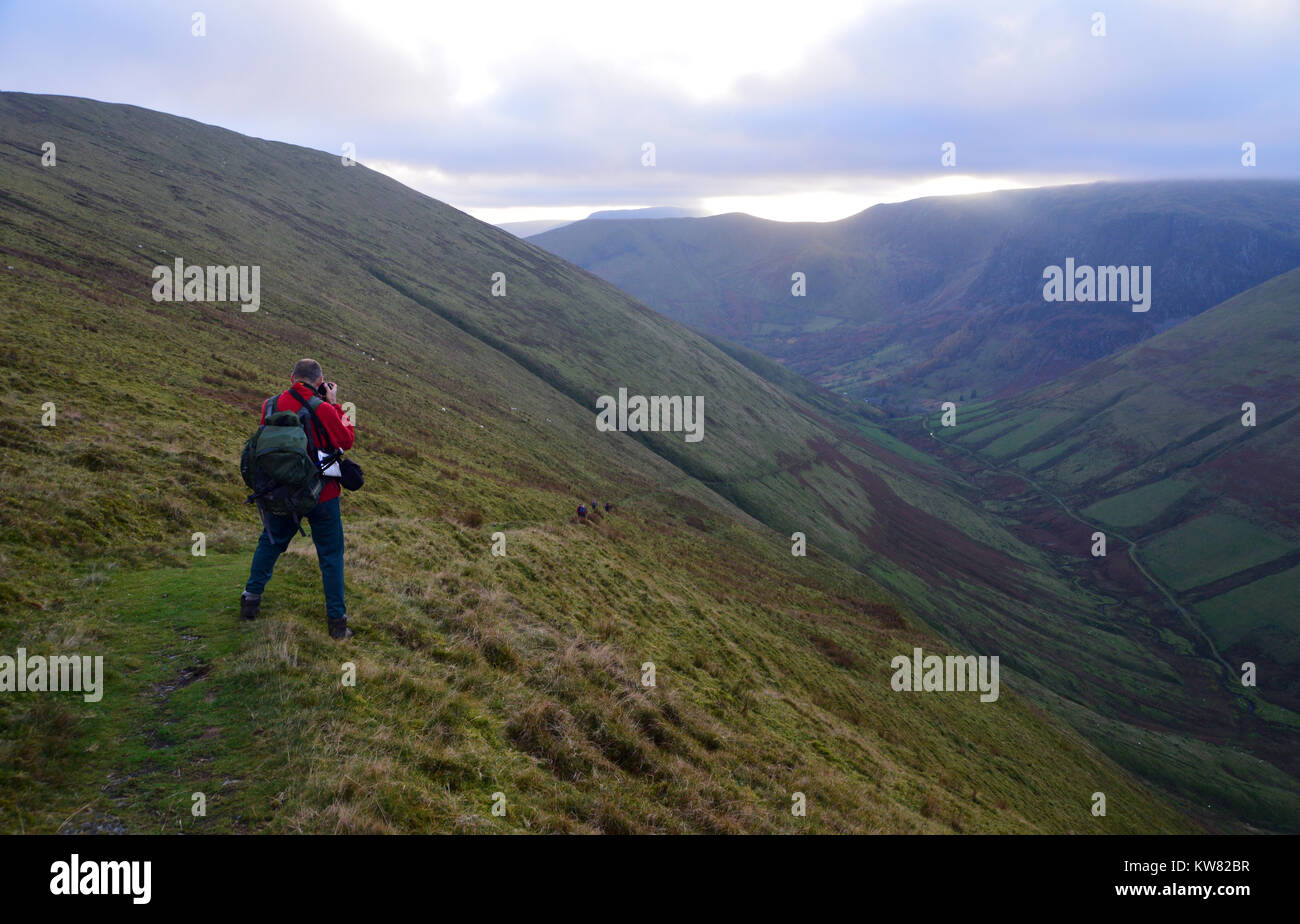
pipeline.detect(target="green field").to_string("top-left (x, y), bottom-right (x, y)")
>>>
top-left (1194, 565), bottom-right (1300, 653)
top-left (1083, 479), bottom-right (1196, 528)
top-left (1143, 515), bottom-right (1294, 592)
top-left (980, 411), bottom-right (1076, 459)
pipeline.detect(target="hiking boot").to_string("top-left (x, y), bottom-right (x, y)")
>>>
top-left (328, 617), bottom-right (353, 640)
top-left (240, 592), bottom-right (261, 621)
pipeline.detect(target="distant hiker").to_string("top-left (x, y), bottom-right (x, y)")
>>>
top-left (577, 504), bottom-right (587, 520)
top-left (240, 359), bottom-right (356, 639)
top-left (604, 502), bottom-right (611, 513)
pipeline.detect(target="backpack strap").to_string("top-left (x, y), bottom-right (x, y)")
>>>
top-left (282, 389), bottom-right (332, 461)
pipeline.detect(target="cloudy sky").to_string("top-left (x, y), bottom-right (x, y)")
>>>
top-left (2, 0), bottom-right (1297, 223)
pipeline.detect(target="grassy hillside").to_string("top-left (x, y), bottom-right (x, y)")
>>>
top-left (531, 182), bottom-right (1300, 409)
top-left (0, 92), bottom-right (1192, 833)
top-left (695, 288), bottom-right (1300, 831)
top-left (935, 268), bottom-right (1300, 715)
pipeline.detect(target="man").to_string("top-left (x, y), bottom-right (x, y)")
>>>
top-left (240, 358), bottom-right (356, 639)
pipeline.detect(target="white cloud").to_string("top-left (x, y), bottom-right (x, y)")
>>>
top-left (1, 0), bottom-right (1296, 222)
top-left (330, 0), bottom-right (890, 104)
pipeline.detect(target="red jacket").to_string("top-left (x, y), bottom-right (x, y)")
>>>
top-left (261, 382), bottom-right (355, 503)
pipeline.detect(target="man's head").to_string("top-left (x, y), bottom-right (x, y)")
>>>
top-left (292, 358), bottom-right (324, 387)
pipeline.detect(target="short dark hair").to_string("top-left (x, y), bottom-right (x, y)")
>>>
top-left (292, 358), bottom-right (323, 384)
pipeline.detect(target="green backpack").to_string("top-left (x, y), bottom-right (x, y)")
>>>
top-left (240, 392), bottom-right (327, 525)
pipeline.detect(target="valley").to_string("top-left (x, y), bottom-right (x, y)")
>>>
top-left (532, 182), bottom-right (1300, 410)
top-left (0, 92), bottom-right (1200, 834)
top-left (0, 92), bottom-right (1295, 835)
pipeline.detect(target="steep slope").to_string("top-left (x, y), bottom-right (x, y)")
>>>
top-left (531, 182), bottom-right (1300, 408)
top-left (0, 92), bottom-right (1192, 833)
top-left (931, 267), bottom-right (1300, 712)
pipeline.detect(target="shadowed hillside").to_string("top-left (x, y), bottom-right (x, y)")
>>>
top-left (532, 182), bottom-right (1300, 409)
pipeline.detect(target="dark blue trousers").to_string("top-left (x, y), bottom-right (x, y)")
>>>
top-left (245, 497), bottom-right (346, 621)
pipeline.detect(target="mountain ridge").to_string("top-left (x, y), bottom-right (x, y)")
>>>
top-left (531, 179), bottom-right (1300, 409)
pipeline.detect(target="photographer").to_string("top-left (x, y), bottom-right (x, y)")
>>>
top-left (240, 358), bottom-right (356, 639)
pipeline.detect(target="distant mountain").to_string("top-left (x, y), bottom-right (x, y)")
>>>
top-left (585, 206), bottom-right (706, 221)
top-left (530, 182), bottom-right (1300, 410)
top-left (496, 218), bottom-right (573, 237)
top-left (497, 206), bottom-right (707, 239)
